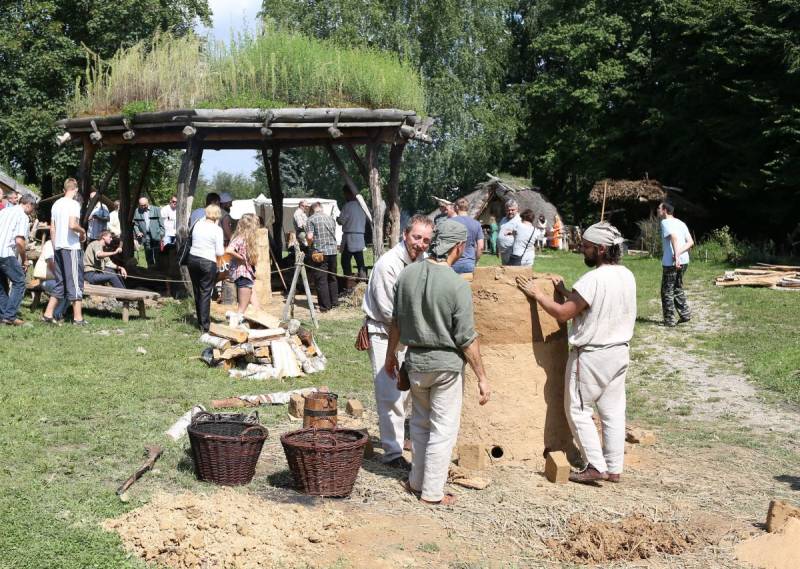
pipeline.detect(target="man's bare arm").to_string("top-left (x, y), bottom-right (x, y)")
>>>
top-left (383, 319), bottom-right (402, 380)
top-left (517, 276), bottom-right (588, 323)
top-left (68, 215), bottom-right (86, 242)
top-left (462, 338), bottom-right (491, 405)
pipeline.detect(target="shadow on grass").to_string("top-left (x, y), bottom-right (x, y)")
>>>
top-left (774, 474), bottom-right (800, 491)
top-left (636, 316), bottom-right (663, 326)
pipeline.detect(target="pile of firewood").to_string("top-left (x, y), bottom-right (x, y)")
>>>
top-left (199, 311), bottom-right (326, 379)
top-left (715, 263), bottom-right (800, 289)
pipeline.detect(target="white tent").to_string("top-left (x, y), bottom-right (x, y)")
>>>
top-left (230, 195), bottom-right (342, 246)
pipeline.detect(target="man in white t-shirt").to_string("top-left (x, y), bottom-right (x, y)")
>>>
top-left (43, 178), bottom-right (87, 325)
top-left (658, 202), bottom-right (693, 327)
top-left (517, 222), bottom-right (636, 484)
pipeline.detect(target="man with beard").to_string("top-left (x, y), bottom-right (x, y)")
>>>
top-left (516, 222), bottom-right (636, 484)
top-left (362, 214), bottom-right (434, 469)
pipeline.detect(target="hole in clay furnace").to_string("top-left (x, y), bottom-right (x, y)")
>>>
top-left (490, 446), bottom-right (504, 459)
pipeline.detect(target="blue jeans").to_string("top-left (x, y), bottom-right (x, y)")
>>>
top-left (85, 270), bottom-right (126, 289)
top-left (42, 279), bottom-right (69, 320)
top-left (0, 256), bottom-right (26, 321)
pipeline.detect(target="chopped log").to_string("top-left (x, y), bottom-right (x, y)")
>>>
top-left (214, 344), bottom-right (253, 360)
top-left (209, 323), bottom-right (249, 343)
top-left (254, 346), bottom-right (272, 359)
top-left (248, 327), bottom-right (285, 340)
top-left (199, 334), bottom-right (231, 350)
top-left (210, 397), bottom-right (252, 409)
top-left (242, 308), bottom-right (282, 330)
top-left (249, 338), bottom-right (273, 348)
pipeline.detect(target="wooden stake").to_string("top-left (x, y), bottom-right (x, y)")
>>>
top-left (600, 181), bottom-right (608, 222)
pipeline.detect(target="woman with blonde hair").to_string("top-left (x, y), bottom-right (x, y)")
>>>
top-left (226, 213), bottom-right (261, 316)
top-left (187, 204), bottom-right (224, 332)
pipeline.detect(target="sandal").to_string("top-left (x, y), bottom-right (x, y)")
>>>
top-left (399, 478), bottom-right (421, 498)
top-left (420, 493), bottom-right (457, 506)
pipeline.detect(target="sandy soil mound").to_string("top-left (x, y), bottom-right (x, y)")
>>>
top-left (545, 513), bottom-right (702, 563)
top-left (103, 489), bottom-right (353, 569)
top-left (734, 518), bottom-right (800, 569)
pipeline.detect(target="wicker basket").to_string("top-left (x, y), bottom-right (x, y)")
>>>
top-left (280, 428), bottom-right (367, 497)
top-left (188, 411), bottom-right (268, 486)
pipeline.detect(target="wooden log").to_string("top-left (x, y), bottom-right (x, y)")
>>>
top-left (343, 142), bottom-right (370, 183)
top-left (367, 143), bottom-right (386, 259)
top-left (176, 139), bottom-right (202, 293)
top-left (78, 137), bottom-right (97, 226)
top-left (117, 148), bottom-right (134, 258)
top-left (214, 345), bottom-right (251, 360)
top-left (254, 346), bottom-right (272, 359)
top-left (263, 146), bottom-right (284, 256)
top-left (199, 334), bottom-right (231, 350)
top-left (82, 153), bottom-right (122, 225)
top-left (209, 323), bottom-right (249, 343)
top-left (210, 397), bottom-right (251, 409)
top-left (326, 143), bottom-right (360, 196)
top-left (387, 142), bottom-right (405, 247)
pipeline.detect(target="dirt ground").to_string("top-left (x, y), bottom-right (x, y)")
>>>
top-left (105, 283), bottom-right (800, 568)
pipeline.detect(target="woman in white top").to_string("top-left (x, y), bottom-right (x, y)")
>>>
top-left (507, 209), bottom-right (537, 267)
top-left (187, 205), bottom-right (224, 332)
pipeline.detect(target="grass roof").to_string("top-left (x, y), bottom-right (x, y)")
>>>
top-left (589, 178), bottom-right (666, 203)
top-left (69, 30), bottom-right (426, 118)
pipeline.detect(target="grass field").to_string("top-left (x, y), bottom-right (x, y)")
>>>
top-left (0, 250), bottom-right (797, 568)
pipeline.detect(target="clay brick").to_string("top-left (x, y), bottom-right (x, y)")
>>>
top-left (545, 451), bottom-right (570, 484)
top-left (767, 499), bottom-right (800, 533)
top-left (288, 394), bottom-right (304, 419)
top-left (346, 399), bottom-right (364, 418)
top-left (458, 444), bottom-right (488, 470)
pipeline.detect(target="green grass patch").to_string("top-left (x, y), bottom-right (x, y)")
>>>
top-left (70, 29), bottom-right (426, 117)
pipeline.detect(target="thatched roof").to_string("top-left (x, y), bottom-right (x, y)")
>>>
top-left (0, 170), bottom-right (38, 200)
top-left (429, 174), bottom-right (559, 223)
top-left (589, 178), bottom-right (666, 203)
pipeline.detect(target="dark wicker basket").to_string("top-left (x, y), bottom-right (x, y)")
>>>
top-left (280, 428), bottom-right (367, 497)
top-left (188, 411), bottom-right (268, 486)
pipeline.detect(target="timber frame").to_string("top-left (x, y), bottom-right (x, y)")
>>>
top-left (55, 108), bottom-right (433, 277)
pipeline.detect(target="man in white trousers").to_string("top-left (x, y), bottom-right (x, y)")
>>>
top-left (385, 219), bottom-right (491, 505)
top-left (362, 214), bottom-right (434, 469)
top-left (516, 221), bottom-right (636, 484)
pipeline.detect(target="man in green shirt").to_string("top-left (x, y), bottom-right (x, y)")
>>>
top-left (84, 230), bottom-right (127, 289)
top-left (385, 219), bottom-right (491, 506)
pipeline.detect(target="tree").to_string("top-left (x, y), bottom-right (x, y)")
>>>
top-left (0, 1), bottom-right (210, 197)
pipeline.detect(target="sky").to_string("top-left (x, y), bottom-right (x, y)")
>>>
top-left (196, 0), bottom-right (263, 180)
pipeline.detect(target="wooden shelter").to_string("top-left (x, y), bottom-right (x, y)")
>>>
top-left (589, 178), bottom-right (667, 205)
top-left (429, 175), bottom-right (560, 224)
top-left (55, 107), bottom-right (433, 286)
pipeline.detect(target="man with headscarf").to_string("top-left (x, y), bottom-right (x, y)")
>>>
top-left (362, 214), bottom-right (434, 470)
top-left (385, 219), bottom-right (491, 506)
top-left (516, 222), bottom-right (636, 484)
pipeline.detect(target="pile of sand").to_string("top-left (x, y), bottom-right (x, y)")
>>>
top-left (103, 489), bottom-right (353, 569)
top-left (545, 513), bottom-right (701, 563)
top-left (734, 518), bottom-right (800, 569)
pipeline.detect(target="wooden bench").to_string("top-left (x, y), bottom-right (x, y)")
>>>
top-left (27, 281), bottom-right (160, 322)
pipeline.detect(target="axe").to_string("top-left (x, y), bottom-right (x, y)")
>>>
top-left (116, 445), bottom-right (163, 496)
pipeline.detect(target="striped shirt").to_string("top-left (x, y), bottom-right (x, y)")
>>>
top-left (0, 205), bottom-right (29, 258)
top-left (306, 212), bottom-right (337, 255)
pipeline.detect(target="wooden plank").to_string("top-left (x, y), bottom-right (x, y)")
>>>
top-left (253, 228), bottom-right (271, 307)
top-left (83, 283), bottom-right (158, 299)
top-left (247, 327), bottom-right (286, 340)
top-left (209, 323), bottom-right (249, 344)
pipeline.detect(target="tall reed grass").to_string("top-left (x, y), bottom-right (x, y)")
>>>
top-left (70, 30), bottom-right (426, 117)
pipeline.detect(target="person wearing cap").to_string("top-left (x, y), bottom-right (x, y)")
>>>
top-left (132, 197), bottom-right (163, 268)
top-left (385, 219), bottom-right (491, 506)
top-left (516, 222), bottom-right (636, 484)
top-left (219, 192), bottom-right (235, 245)
top-left (432, 197), bottom-right (455, 226)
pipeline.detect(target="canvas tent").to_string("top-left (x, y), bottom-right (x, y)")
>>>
top-left (429, 175), bottom-right (560, 225)
top-left (230, 195), bottom-right (342, 247)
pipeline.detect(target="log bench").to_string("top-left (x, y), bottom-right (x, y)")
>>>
top-left (27, 281), bottom-right (160, 322)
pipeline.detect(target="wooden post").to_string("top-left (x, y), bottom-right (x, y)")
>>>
top-left (253, 227), bottom-right (271, 306)
top-left (83, 153), bottom-right (121, 224)
top-left (344, 142), bottom-right (370, 183)
top-left (176, 139), bottom-right (202, 291)
top-left (386, 142), bottom-right (405, 247)
top-left (78, 136), bottom-right (97, 225)
top-left (600, 181), bottom-right (608, 222)
top-left (117, 148), bottom-right (133, 258)
top-left (127, 150), bottom-right (153, 229)
top-left (262, 146), bottom-right (284, 262)
top-left (367, 143), bottom-right (385, 259)
top-left (326, 143), bottom-right (359, 196)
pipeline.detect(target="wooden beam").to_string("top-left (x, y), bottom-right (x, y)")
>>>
top-left (117, 148), bottom-right (133, 258)
top-left (325, 143), bottom-right (359, 196)
top-left (387, 142), bottom-right (406, 247)
top-left (127, 150), bottom-right (153, 228)
top-left (78, 136), bottom-right (97, 225)
top-left (260, 147), bottom-right (282, 264)
top-left (176, 138), bottom-right (202, 291)
top-left (82, 153), bottom-right (122, 224)
top-left (343, 142), bottom-right (370, 183)
top-left (367, 143), bottom-right (386, 259)
top-left (268, 146), bottom-right (284, 255)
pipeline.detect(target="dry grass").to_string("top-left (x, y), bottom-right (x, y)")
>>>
top-left (69, 29), bottom-right (426, 117)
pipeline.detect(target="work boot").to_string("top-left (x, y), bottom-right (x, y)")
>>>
top-left (569, 465), bottom-right (608, 484)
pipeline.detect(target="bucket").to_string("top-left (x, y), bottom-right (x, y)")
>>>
top-left (303, 392), bottom-right (338, 429)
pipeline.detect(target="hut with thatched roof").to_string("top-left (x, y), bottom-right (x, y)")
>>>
top-left (0, 170), bottom-right (39, 201)
top-left (429, 174), bottom-right (560, 226)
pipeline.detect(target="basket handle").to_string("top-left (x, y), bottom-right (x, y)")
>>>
top-left (245, 410), bottom-right (260, 424)
top-left (191, 411), bottom-right (216, 425)
top-left (311, 428), bottom-right (338, 449)
top-left (241, 425), bottom-right (268, 438)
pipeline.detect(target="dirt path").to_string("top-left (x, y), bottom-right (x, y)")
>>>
top-left (636, 283), bottom-right (800, 437)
